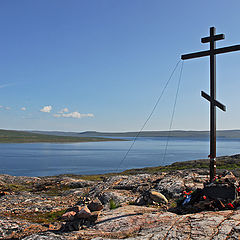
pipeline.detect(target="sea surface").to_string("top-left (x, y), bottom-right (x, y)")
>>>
top-left (0, 137), bottom-right (240, 177)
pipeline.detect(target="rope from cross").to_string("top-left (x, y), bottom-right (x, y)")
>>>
top-left (181, 27), bottom-right (240, 182)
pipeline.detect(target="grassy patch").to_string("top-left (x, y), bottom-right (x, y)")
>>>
top-left (59, 173), bottom-right (119, 181)
top-left (42, 186), bottom-right (73, 196)
top-left (37, 210), bottom-right (66, 223)
top-left (54, 154), bottom-right (240, 183)
top-left (0, 183), bottom-right (32, 192)
top-left (6, 210), bottom-right (66, 224)
top-left (59, 155), bottom-right (240, 181)
top-left (119, 155), bottom-right (240, 175)
top-left (109, 199), bottom-right (120, 210)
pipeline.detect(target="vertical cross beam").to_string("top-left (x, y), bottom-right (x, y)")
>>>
top-left (209, 27), bottom-right (217, 181)
top-left (181, 27), bottom-right (240, 183)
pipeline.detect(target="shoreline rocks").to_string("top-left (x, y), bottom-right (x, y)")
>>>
top-left (0, 169), bottom-right (240, 239)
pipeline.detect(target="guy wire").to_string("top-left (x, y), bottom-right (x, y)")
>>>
top-left (116, 59), bottom-right (182, 172)
top-left (162, 61), bottom-right (184, 164)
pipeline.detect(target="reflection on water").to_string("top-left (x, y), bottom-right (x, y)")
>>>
top-left (0, 137), bottom-right (239, 176)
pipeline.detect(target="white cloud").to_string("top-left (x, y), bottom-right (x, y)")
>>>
top-left (62, 112), bottom-right (81, 118)
top-left (0, 83), bottom-right (15, 89)
top-left (21, 107), bottom-right (26, 111)
top-left (58, 108), bottom-right (69, 114)
top-left (40, 105), bottom-right (52, 113)
top-left (0, 105), bottom-right (10, 110)
top-left (53, 111), bottom-right (94, 119)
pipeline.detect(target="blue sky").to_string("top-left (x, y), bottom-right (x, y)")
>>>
top-left (0, 0), bottom-right (240, 132)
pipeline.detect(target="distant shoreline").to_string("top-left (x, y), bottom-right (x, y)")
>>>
top-left (0, 129), bottom-right (126, 143)
top-left (2, 128), bottom-right (240, 143)
top-left (31, 129), bottom-right (240, 139)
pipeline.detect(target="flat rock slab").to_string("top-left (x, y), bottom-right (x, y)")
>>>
top-left (2, 205), bottom-right (240, 239)
top-left (42, 205), bottom-right (240, 240)
top-left (22, 232), bottom-right (68, 240)
top-left (0, 217), bottom-right (48, 239)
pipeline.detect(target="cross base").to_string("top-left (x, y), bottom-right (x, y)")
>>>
top-left (203, 184), bottom-right (237, 201)
top-left (204, 171), bottom-right (239, 201)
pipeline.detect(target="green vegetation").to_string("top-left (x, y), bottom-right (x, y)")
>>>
top-left (63, 154), bottom-right (240, 181)
top-left (7, 210), bottom-right (66, 224)
top-left (0, 129), bottom-right (126, 143)
top-left (0, 183), bottom-right (33, 192)
top-left (109, 199), bottom-right (120, 210)
top-left (121, 155), bottom-right (240, 175)
top-left (34, 210), bottom-right (66, 223)
top-left (66, 173), bottom-right (118, 181)
top-left (41, 185), bottom-right (74, 196)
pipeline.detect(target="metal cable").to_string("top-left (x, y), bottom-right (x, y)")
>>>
top-left (116, 60), bottom-right (182, 172)
top-left (162, 61), bottom-right (184, 164)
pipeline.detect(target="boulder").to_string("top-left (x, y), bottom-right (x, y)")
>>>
top-left (149, 190), bottom-right (168, 204)
top-left (98, 191), bottom-right (126, 206)
top-left (61, 211), bottom-right (76, 221)
top-left (156, 174), bottom-right (185, 198)
top-left (88, 199), bottom-right (104, 212)
top-left (89, 210), bottom-right (101, 222)
top-left (75, 206), bottom-right (91, 219)
top-left (65, 205), bottom-right (82, 213)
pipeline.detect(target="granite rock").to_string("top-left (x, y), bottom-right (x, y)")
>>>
top-left (1, 170), bottom-right (240, 240)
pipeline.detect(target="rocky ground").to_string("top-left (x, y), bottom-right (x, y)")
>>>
top-left (0, 167), bottom-right (240, 239)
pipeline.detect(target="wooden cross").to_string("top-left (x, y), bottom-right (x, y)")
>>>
top-left (181, 27), bottom-right (240, 182)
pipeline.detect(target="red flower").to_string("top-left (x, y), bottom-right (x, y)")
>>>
top-left (236, 187), bottom-right (240, 192)
top-left (203, 195), bottom-right (207, 200)
top-left (228, 203), bottom-right (234, 208)
top-left (183, 191), bottom-right (187, 194)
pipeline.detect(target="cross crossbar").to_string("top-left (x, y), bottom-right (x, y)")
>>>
top-left (201, 91), bottom-right (226, 112)
top-left (201, 33), bottom-right (225, 43)
top-left (181, 44), bottom-right (240, 60)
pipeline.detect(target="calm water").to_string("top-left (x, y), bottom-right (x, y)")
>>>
top-left (0, 137), bottom-right (240, 177)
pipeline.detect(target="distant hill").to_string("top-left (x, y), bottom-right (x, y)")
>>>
top-left (0, 129), bottom-right (124, 143)
top-left (31, 130), bottom-right (240, 139)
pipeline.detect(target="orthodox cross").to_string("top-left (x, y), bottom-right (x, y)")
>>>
top-left (181, 27), bottom-right (240, 182)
